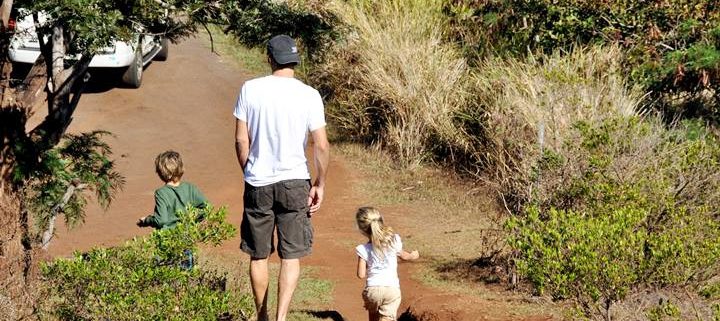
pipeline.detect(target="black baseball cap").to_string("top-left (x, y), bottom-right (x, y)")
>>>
top-left (267, 35), bottom-right (300, 65)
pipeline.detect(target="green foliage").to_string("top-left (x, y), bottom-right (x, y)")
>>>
top-left (15, 0), bottom-right (217, 55)
top-left (507, 117), bottom-right (720, 317)
top-left (701, 282), bottom-right (720, 300)
top-left (507, 206), bottom-right (646, 303)
top-left (14, 131), bottom-right (123, 233)
top-left (646, 300), bottom-right (681, 321)
top-left (219, 0), bottom-right (338, 62)
top-left (39, 205), bottom-right (248, 320)
top-left (446, 0), bottom-right (720, 122)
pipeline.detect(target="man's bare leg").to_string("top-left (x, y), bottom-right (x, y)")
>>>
top-left (250, 258), bottom-right (270, 321)
top-left (276, 258), bottom-right (300, 321)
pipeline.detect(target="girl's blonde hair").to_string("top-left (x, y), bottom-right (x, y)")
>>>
top-left (155, 150), bottom-right (184, 183)
top-left (356, 207), bottom-right (395, 258)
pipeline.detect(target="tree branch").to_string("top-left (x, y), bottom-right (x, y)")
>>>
top-left (201, 22), bottom-right (217, 54)
top-left (29, 55), bottom-right (92, 147)
top-left (41, 181), bottom-right (87, 250)
top-left (53, 54), bottom-right (92, 98)
top-left (17, 54), bottom-right (48, 114)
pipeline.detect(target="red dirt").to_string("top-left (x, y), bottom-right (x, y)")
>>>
top-left (46, 38), bottom-right (553, 321)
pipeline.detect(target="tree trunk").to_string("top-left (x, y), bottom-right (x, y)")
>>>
top-left (0, 105), bottom-right (37, 320)
top-left (0, 189), bottom-right (36, 320)
top-left (0, 3), bottom-right (40, 319)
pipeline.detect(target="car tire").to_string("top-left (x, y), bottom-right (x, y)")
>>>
top-left (122, 48), bottom-right (143, 88)
top-left (155, 38), bottom-right (169, 61)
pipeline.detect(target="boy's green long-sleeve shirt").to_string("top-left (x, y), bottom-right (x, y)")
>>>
top-left (142, 182), bottom-right (207, 229)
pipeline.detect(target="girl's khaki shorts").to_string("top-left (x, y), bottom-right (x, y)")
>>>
top-left (363, 286), bottom-right (402, 319)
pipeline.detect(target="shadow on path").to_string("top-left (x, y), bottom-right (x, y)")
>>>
top-left (299, 310), bottom-right (345, 321)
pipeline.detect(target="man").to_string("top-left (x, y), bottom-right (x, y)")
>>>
top-left (234, 34), bottom-right (330, 321)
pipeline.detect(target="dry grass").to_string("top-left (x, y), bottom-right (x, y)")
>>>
top-left (317, 0), bottom-right (471, 167)
top-left (466, 46), bottom-right (646, 207)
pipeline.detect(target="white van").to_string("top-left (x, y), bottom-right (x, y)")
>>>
top-left (8, 13), bottom-right (168, 88)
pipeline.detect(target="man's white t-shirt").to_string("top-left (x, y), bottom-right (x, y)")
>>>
top-left (234, 75), bottom-right (326, 186)
top-left (355, 234), bottom-right (403, 288)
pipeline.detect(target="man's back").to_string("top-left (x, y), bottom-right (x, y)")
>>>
top-left (234, 75), bottom-right (325, 186)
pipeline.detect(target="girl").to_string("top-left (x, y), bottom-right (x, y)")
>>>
top-left (355, 207), bottom-right (420, 321)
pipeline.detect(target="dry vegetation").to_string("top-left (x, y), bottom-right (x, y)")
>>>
top-left (301, 0), bottom-right (720, 319)
top-left (316, 0), bottom-right (472, 167)
top-left (469, 46), bottom-right (645, 207)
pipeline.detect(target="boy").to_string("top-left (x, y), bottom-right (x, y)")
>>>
top-left (137, 150), bottom-right (207, 229)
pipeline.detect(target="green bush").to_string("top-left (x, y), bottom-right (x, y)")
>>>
top-left (218, 0), bottom-right (338, 62)
top-left (39, 205), bottom-right (250, 320)
top-left (507, 116), bottom-right (720, 319)
top-left (446, 0), bottom-right (720, 123)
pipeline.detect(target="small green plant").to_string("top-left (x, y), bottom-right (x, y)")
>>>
top-left (701, 282), bottom-right (720, 299)
top-left (646, 300), bottom-right (681, 321)
top-left (39, 205), bottom-right (248, 320)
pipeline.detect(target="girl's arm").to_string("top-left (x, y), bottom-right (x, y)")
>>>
top-left (398, 249), bottom-right (420, 261)
top-left (357, 256), bottom-right (367, 279)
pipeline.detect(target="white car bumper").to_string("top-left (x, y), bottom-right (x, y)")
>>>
top-left (9, 42), bottom-right (138, 68)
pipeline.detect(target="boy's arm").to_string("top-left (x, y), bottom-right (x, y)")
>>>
top-left (398, 249), bottom-right (420, 261)
top-left (192, 184), bottom-right (208, 208)
top-left (143, 193), bottom-right (173, 228)
top-left (357, 256), bottom-right (367, 279)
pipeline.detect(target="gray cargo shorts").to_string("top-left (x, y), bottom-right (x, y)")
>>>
top-left (240, 179), bottom-right (313, 259)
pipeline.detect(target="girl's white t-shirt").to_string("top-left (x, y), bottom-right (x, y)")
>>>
top-left (355, 234), bottom-right (403, 288)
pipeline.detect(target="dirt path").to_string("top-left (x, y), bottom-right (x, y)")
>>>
top-left (47, 38), bottom-right (550, 321)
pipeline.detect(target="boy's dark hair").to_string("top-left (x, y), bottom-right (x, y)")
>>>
top-left (155, 150), bottom-right (184, 183)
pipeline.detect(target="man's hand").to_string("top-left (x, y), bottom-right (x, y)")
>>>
top-left (307, 185), bottom-right (324, 216)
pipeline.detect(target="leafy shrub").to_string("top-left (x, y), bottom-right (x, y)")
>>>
top-left (39, 205), bottom-right (250, 320)
top-left (445, 0), bottom-right (720, 123)
top-left (507, 116), bottom-right (720, 319)
top-left (218, 0), bottom-right (338, 62)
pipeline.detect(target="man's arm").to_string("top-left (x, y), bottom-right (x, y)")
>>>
top-left (308, 126), bottom-right (329, 215)
top-left (235, 119), bottom-right (250, 170)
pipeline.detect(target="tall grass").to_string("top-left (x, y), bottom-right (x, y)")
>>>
top-left (467, 46), bottom-right (646, 207)
top-left (318, 0), bottom-right (470, 166)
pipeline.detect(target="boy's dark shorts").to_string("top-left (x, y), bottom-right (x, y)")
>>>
top-left (240, 179), bottom-right (313, 260)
